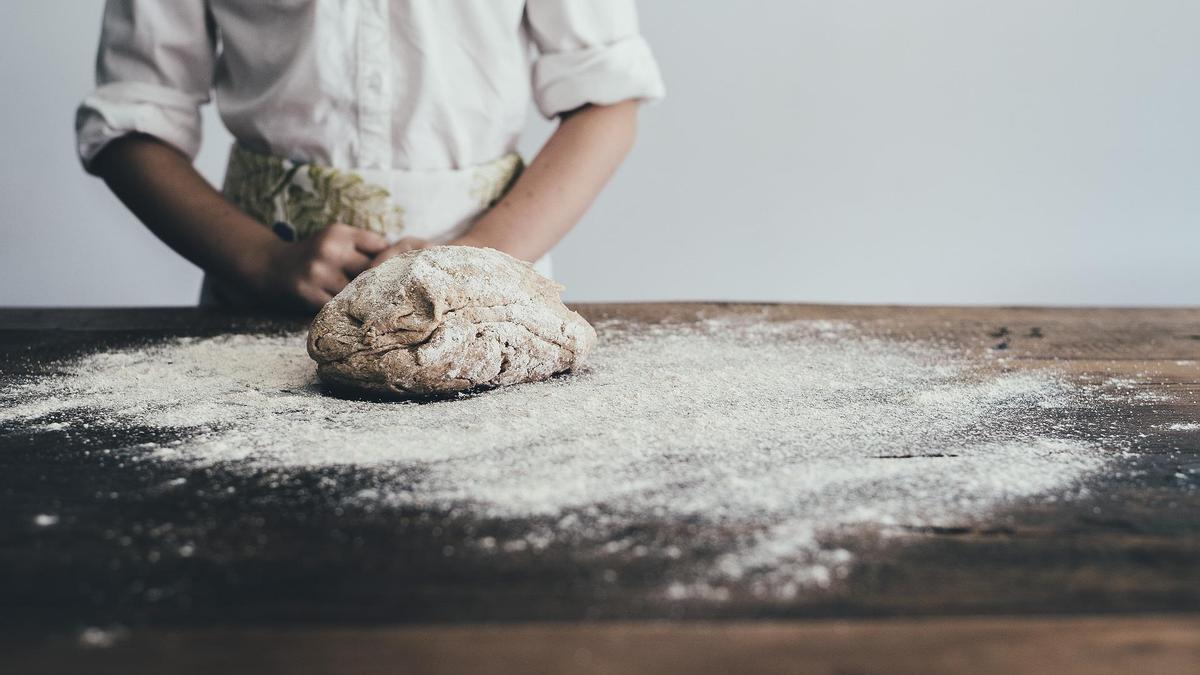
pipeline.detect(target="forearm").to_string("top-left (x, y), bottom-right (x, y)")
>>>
top-left (461, 100), bottom-right (640, 261)
top-left (91, 135), bottom-right (279, 290)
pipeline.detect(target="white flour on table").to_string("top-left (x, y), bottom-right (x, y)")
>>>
top-left (1, 318), bottom-right (1117, 599)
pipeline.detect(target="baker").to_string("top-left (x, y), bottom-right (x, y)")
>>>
top-left (76, 0), bottom-right (664, 311)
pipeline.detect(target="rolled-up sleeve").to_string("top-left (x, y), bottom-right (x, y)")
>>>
top-left (75, 0), bottom-right (217, 172)
top-left (525, 0), bottom-right (665, 119)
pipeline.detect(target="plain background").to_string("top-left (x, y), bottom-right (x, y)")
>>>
top-left (1, 1), bottom-right (1196, 307)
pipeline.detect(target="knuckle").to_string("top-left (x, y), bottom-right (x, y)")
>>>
top-left (316, 236), bottom-right (340, 256)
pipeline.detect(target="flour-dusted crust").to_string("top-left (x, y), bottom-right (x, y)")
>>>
top-left (307, 246), bottom-right (596, 397)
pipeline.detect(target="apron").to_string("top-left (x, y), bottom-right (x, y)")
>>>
top-left (200, 145), bottom-right (550, 306)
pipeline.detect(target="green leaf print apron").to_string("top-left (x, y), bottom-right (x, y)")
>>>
top-left (200, 145), bottom-right (547, 306)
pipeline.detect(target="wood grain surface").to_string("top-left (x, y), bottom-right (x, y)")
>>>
top-left (8, 615), bottom-right (1200, 675)
top-left (1, 304), bottom-right (1198, 673)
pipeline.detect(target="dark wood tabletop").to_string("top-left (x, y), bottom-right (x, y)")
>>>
top-left (2, 304), bottom-right (1198, 674)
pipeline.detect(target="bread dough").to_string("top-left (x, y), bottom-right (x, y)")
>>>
top-left (307, 246), bottom-right (596, 397)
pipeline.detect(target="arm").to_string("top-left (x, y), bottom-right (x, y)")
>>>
top-left (370, 100), bottom-right (639, 267)
top-left (454, 100), bottom-right (639, 261)
top-left (370, 0), bottom-right (663, 267)
top-left (475, 0), bottom-right (662, 261)
top-left (80, 1), bottom-right (387, 311)
top-left (93, 135), bottom-right (387, 310)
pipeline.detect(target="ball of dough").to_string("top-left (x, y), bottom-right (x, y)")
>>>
top-left (307, 246), bottom-right (596, 398)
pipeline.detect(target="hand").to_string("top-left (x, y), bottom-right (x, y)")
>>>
top-left (368, 236), bottom-right (434, 269)
top-left (250, 223), bottom-right (389, 310)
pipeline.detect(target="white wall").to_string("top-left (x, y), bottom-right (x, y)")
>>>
top-left (2, 1), bottom-right (1197, 307)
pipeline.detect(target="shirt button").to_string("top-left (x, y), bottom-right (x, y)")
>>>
top-left (368, 72), bottom-right (383, 93)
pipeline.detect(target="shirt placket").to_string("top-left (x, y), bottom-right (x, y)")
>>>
top-left (356, 0), bottom-right (392, 169)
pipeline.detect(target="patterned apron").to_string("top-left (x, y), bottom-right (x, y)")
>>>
top-left (200, 145), bottom-right (548, 306)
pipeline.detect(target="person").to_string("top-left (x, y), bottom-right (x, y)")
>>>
top-left (76, 1), bottom-right (664, 310)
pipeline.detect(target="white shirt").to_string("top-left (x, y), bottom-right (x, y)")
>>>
top-left (76, 0), bottom-right (665, 172)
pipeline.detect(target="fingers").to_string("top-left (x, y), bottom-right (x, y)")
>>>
top-left (308, 224), bottom-right (385, 278)
top-left (369, 237), bottom-right (431, 269)
top-left (297, 283), bottom-right (335, 311)
top-left (314, 223), bottom-right (383, 254)
top-left (298, 249), bottom-right (352, 295)
top-left (288, 262), bottom-right (341, 312)
top-left (283, 226), bottom-right (417, 310)
top-left (368, 247), bottom-right (400, 270)
top-left (342, 250), bottom-right (373, 278)
top-left (346, 226), bottom-right (389, 256)
top-left (312, 263), bottom-right (351, 296)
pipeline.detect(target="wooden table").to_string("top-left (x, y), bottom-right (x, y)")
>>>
top-left (2, 305), bottom-right (1198, 674)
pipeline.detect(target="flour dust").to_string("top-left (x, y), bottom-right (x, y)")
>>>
top-left (1, 318), bottom-right (1118, 599)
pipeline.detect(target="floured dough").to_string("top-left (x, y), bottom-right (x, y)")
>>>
top-left (307, 246), bottom-right (596, 397)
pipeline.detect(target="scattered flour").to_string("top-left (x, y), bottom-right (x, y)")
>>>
top-left (33, 513), bottom-right (60, 527)
top-left (2, 318), bottom-right (1114, 598)
top-left (78, 626), bottom-right (125, 649)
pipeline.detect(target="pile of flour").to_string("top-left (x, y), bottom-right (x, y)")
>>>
top-left (1, 318), bottom-right (1113, 598)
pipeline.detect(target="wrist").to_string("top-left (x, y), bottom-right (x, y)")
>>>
top-left (232, 231), bottom-right (287, 296)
